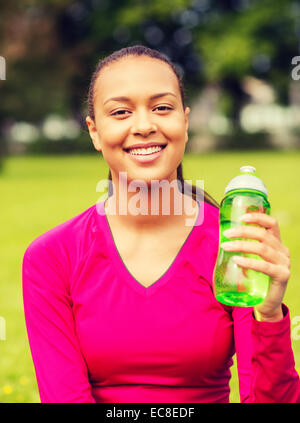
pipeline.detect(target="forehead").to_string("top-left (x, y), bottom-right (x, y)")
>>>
top-left (94, 56), bottom-right (180, 103)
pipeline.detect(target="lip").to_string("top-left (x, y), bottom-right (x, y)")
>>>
top-left (123, 143), bottom-right (167, 151)
top-left (124, 144), bottom-right (167, 164)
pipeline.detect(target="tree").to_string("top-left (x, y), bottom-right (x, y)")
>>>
top-left (194, 0), bottom-right (298, 128)
top-left (0, 0), bottom-right (298, 157)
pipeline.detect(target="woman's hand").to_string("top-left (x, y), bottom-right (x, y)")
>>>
top-left (222, 213), bottom-right (291, 322)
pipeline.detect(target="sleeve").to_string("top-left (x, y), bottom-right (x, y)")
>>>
top-left (233, 303), bottom-right (300, 403)
top-left (22, 242), bottom-right (96, 403)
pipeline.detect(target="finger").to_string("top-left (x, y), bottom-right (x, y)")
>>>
top-left (223, 225), bottom-right (284, 252)
top-left (241, 212), bottom-right (281, 240)
top-left (221, 240), bottom-right (290, 266)
top-left (226, 220), bottom-right (290, 258)
top-left (232, 255), bottom-right (290, 283)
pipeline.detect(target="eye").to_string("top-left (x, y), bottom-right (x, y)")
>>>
top-left (110, 109), bottom-right (131, 117)
top-left (153, 105), bottom-right (173, 112)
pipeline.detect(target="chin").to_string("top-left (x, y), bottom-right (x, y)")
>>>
top-left (132, 168), bottom-right (174, 182)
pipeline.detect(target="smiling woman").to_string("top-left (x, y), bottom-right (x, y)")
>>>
top-left (22, 45), bottom-right (300, 404)
top-left (87, 59), bottom-right (187, 191)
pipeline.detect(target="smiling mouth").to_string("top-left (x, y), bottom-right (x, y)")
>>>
top-left (124, 144), bottom-right (167, 155)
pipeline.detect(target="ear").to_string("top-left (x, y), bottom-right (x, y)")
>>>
top-left (184, 106), bottom-right (190, 144)
top-left (86, 116), bottom-right (102, 151)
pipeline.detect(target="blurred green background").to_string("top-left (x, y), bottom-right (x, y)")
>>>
top-left (1, 0), bottom-right (300, 403)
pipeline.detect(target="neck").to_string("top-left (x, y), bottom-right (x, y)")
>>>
top-left (104, 176), bottom-right (198, 231)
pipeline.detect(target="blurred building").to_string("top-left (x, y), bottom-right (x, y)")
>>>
top-left (188, 77), bottom-right (300, 152)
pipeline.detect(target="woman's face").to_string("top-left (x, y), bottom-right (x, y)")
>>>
top-left (86, 55), bottom-right (190, 186)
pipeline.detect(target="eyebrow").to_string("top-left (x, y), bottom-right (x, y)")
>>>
top-left (103, 92), bottom-right (177, 105)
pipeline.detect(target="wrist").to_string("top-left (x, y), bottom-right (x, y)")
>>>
top-left (253, 305), bottom-right (284, 322)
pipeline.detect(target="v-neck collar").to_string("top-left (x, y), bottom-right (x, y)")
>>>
top-left (95, 199), bottom-right (202, 298)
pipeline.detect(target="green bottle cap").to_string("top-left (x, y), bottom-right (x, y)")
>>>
top-left (225, 166), bottom-right (268, 196)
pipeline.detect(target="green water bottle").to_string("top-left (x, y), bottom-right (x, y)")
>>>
top-left (214, 165), bottom-right (271, 307)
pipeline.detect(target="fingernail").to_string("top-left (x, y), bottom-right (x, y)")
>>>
top-left (241, 214), bottom-right (254, 221)
top-left (221, 242), bottom-right (234, 250)
top-left (233, 256), bottom-right (244, 263)
top-left (223, 229), bottom-right (236, 237)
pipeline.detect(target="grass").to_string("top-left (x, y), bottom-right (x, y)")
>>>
top-left (0, 151), bottom-right (299, 403)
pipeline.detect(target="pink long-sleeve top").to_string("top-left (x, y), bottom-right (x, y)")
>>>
top-left (22, 199), bottom-right (300, 403)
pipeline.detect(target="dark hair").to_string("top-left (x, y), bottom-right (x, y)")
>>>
top-left (87, 45), bottom-right (219, 209)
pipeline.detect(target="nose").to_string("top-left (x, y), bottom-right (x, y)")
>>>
top-left (130, 110), bottom-right (157, 137)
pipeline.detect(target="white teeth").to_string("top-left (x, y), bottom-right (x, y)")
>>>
top-left (128, 145), bottom-right (164, 155)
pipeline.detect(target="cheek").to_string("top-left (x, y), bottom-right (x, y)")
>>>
top-left (98, 119), bottom-right (128, 149)
top-left (163, 115), bottom-right (187, 146)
